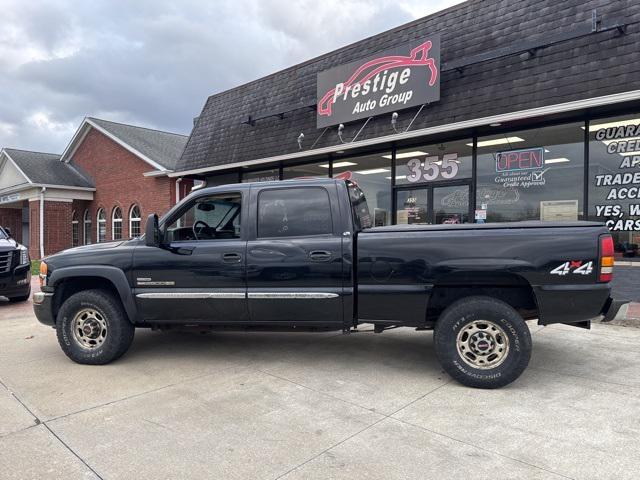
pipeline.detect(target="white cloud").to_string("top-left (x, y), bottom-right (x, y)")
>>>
top-left (0, 0), bottom-right (466, 153)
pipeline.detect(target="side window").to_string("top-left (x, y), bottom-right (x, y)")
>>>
top-left (258, 188), bottom-right (332, 238)
top-left (165, 193), bottom-right (242, 242)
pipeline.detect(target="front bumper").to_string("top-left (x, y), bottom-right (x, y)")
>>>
top-left (33, 291), bottom-right (55, 326)
top-left (0, 265), bottom-right (31, 299)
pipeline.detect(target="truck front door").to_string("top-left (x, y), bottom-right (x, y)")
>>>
top-left (245, 184), bottom-right (345, 327)
top-left (132, 191), bottom-right (248, 323)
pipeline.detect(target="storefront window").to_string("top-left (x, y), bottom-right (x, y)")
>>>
top-left (396, 189), bottom-right (428, 224)
top-left (282, 161), bottom-right (328, 180)
top-left (395, 139), bottom-right (472, 185)
top-left (475, 123), bottom-right (584, 223)
top-left (588, 113), bottom-right (640, 257)
top-left (332, 153), bottom-right (391, 226)
top-left (242, 167), bottom-right (279, 183)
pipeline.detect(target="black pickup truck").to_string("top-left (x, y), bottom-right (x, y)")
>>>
top-left (34, 179), bottom-right (622, 388)
top-left (0, 226), bottom-right (31, 302)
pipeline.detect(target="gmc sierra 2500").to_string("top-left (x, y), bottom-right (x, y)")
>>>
top-left (33, 179), bottom-right (622, 388)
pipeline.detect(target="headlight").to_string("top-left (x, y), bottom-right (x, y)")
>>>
top-left (39, 261), bottom-right (48, 287)
top-left (19, 248), bottom-right (29, 265)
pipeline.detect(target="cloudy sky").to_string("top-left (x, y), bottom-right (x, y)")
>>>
top-left (0, 0), bottom-right (465, 153)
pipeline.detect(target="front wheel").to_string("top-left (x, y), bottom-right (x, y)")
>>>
top-left (434, 296), bottom-right (532, 389)
top-left (56, 289), bottom-right (135, 364)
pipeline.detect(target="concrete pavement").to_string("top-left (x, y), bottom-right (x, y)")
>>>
top-left (1, 291), bottom-right (640, 479)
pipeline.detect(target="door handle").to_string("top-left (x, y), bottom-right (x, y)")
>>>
top-left (222, 253), bottom-right (242, 263)
top-left (309, 250), bottom-right (333, 262)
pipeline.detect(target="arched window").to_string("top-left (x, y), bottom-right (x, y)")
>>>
top-left (97, 208), bottom-right (106, 243)
top-left (71, 210), bottom-right (79, 247)
top-left (112, 206), bottom-right (123, 240)
top-left (83, 210), bottom-right (92, 245)
top-left (129, 204), bottom-right (141, 238)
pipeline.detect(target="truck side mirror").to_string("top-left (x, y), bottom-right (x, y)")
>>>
top-left (145, 214), bottom-right (160, 247)
top-left (4, 227), bottom-right (11, 238)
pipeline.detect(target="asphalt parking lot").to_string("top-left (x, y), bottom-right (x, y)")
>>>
top-left (1, 285), bottom-right (640, 479)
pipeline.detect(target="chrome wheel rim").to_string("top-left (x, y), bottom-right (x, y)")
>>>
top-left (456, 320), bottom-right (510, 369)
top-left (72, 308), bottom-right (108, 349)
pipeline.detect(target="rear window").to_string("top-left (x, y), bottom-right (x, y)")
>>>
top-left (258, 187), bottom-right (333, 237)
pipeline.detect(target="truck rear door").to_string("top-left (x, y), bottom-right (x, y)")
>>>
top-left (245, 183), bottom-right (345, 326)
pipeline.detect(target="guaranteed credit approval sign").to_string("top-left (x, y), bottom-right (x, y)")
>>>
top-left (316, 35), bottom-right (440, 128)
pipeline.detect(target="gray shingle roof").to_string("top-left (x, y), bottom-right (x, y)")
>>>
top-left (176, 0), bottom-right (640, 174)
top-left (4, 149), bottom-right (94, 188)
top-left (88, 118), bottom-right (188, 170)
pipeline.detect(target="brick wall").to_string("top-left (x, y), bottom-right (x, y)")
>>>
top-left (70, 128), bottom-right (183, 242)
top-left (29, 200), bottom-right (73, 258)
top-left (0, 207), bottom-right (22, 243)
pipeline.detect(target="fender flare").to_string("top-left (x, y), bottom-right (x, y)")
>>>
top-left (49, 265), bottom-right (137, 322)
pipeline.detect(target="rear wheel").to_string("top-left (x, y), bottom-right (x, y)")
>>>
top-left (56, 289), bottom-right (134, 364)
top-left (434, 296), bottom-right (532, 389)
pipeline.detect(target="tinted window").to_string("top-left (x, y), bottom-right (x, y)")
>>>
top-left (258, 188), bottom-right (332, 237)
top-left (166, 193), bottom-right (242, 242)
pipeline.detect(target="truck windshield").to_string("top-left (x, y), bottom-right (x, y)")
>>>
top-left (0, 228), bottom-right (7, 240)
top-left (347, 181), bottom-right (373, 230)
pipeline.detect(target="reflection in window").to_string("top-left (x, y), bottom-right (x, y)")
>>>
top-left (332, 154), bottom-right (391, 226)
top-left (475, 123), bottom-right (584, 223)
top-left (395, 139), bottom-right (472, 186)
top-left (258, 188), bottom-right (332, 237)
top-left (588, 113), bottom-right (640, 256)
top-left (396, 190), bottom-right (429, 224)
top-left (242, 167), bottom-right (280, 183)
top-left (282, 162), bottom-right (329, 180)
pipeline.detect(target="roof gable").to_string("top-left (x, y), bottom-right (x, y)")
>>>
top-left (61, 117), bottom-right (189, 172)
top-left (1, 148), bottom-right (94, 189)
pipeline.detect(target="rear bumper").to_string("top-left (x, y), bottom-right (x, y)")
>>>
top-left (33, 291), bottom-right (55, 326)
top-left (534, 283), bottom-right (612, 325)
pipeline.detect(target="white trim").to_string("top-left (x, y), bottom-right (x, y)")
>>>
top-left (60, 118), bottom-right (169, 172)
top-left (60, 124), bottom-right (90, 164)
top-left (1, 149), bottom-right (34, 184)
top-left (27, 198), bottom-right (73, 203)
top-left (143, 169), bottom-right (173, 177)
top-left (0, 183), bottom-right (96, 196)
top-left (169, 89), bottom-right (640, 178)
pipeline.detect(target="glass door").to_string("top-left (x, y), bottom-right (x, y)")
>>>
top-left (395, 184), bottom-right (471, 225)
top-left (432, 185), bottom-right (470, 224)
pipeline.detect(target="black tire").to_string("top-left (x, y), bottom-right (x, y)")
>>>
top-left (56, 289), bottom-right (134, 365)
top-left (9, 288), bottom-right (31, 302)
top-left (434, 296), bottom-right (532, 389)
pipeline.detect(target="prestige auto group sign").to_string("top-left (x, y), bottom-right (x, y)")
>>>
top-left (316, 36), bottom-right (441, 128)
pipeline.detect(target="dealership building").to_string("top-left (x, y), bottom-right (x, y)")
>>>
top-left (170, 0), bottom-right (640, 255)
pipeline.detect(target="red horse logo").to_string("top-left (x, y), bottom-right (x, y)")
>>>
top-left (318, 41), bottom-right (438, 118)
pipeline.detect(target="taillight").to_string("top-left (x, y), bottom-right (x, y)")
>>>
top-left (599, 234), bottom-right (614, 282)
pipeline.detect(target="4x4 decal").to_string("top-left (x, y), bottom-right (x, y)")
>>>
top-left (550, 261), bottom-right (594, 276)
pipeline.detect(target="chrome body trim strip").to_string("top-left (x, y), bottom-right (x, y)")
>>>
top-left (136, 292), bottom-right (246, 299)
top-left (247, 292), bottom-right (339, 299)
